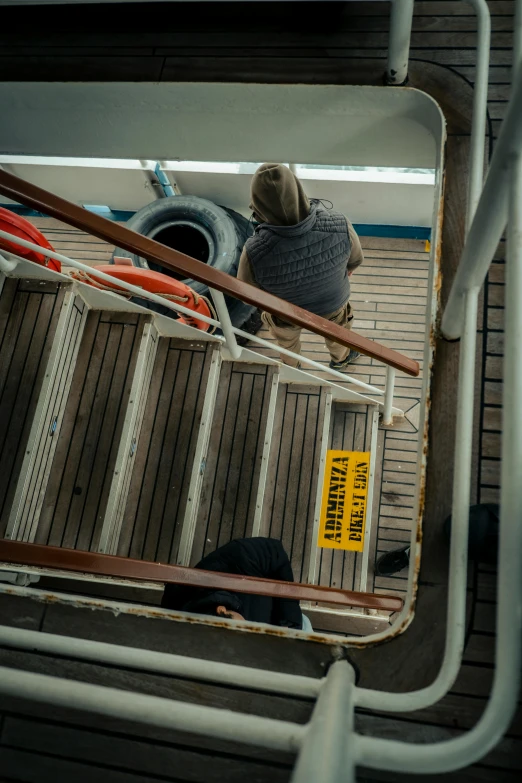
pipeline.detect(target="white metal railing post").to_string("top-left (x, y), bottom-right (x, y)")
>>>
top-left (464, 0), bottom-right (491, 231)
top-left (382, 365), bottom-right (396, 425)
top-left (354, 154), bottom-right (522, 776)
top-left (386, 0), bottom-right (415, 85)
top-left (442, 58), bottom-right (522, 339)
top-left (209, 288), bottom-right (242, 360)
top-left (291, 661), bottom-right (356, 783)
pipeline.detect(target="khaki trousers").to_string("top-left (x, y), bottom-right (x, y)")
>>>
top-left (261, 301), bottom-right (354, 367)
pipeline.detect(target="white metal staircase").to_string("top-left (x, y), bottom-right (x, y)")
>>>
top-left (0, 1), bottom-right (521, 781)
top-left (0, 255), bottom-right (382, 617)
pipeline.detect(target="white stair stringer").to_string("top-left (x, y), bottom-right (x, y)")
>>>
top-left (176, 347), bottom-right (223, 567)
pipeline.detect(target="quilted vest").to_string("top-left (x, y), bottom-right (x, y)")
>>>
top-left (245, 202), bottom-right (351, 316)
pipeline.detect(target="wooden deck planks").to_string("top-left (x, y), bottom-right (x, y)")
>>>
top-left (0, 279), bottom-right (65, 537)
top-left (261, 385), bottom-right (329, 583)
top-left (117, 339), bottom-right (213, 564)
top-left (190, 361), bottom-right (277, 565)
top-left (35, 311), bottom-right (147, 551)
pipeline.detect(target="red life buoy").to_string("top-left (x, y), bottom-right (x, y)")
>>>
top-left (70, 263), bottom-right (214, 332)
top-left (0, 208), bottom-right (61, 272)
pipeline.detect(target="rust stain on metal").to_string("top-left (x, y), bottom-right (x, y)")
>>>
top-left (0, 541), bottom-right (402, 613)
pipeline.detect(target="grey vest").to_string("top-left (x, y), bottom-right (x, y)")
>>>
top-left (245, 202), bottom-right (351, 316)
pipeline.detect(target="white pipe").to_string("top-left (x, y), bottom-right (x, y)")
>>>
top-left (355, 0), bottom-right (495, 714)
top-left (292, 662), bottom-right (356, 783)
top-left (514, 0), bottom-right (522, 75)
top-left (356, 288), bottom-right (480, 712)
top-left (442, 60), bottom-right (522, 339)
top-left (0, 664), bottom-right (305, 753)
top-left (0, 624), bottom-right (322, 699)
top-left (354, 156), bottom-right (522, 773)
top-left (0, 229), bottom-right (385, 396)
top-left (210, 288), bottom-right (242, 360)
top-left (382, 365), bottom-right (396, 425)
top-left (464, 0), bottom-right (491, 232)
top-left (386, 0), bottom-right (415, 85)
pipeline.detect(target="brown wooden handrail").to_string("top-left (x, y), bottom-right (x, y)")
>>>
top-left (0, 170), bottom-right (420, 377)
top-left (0, 541), bottom-right (403, 612)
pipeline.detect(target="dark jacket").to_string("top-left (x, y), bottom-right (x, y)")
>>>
top-left (161, 537), bottom-right (303, 628)
top-left (237, 162), bottom-right (364, 317)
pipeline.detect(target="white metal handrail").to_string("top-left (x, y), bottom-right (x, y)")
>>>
top-left (0, 624), bottom-right (321, 699)
top-left (353, 3), bottom-right (521, 777)
top-left (0, 229), bottom-right (404, 412)
top-left (356, 0), bottom-right (494, 715)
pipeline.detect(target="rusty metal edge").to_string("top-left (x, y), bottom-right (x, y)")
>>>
top-left (0, 541), bottom-right (403, 612)
top-left (0, 581), bottom-right (374, 649)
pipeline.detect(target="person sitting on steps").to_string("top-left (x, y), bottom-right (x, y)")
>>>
top-left (238, 162), bottom-right (364, 370)
top-left (161, 536), bottom-right (313, 631)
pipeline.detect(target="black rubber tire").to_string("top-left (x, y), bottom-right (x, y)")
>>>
top-left (111, 196), bottom-right (255, 327)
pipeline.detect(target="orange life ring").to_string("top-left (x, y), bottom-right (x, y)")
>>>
top-left (0, 208), bottom-right (61, 272)
top-left (71, 262), bottom-right (214, 332)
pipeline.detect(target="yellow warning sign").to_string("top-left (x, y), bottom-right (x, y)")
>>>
top-left (318, 450), bottom-right (370, 551)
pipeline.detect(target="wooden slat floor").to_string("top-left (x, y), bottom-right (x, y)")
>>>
top-left (191, 361), bottom-right (277, 564)
top-left (118, 338), bottom-right (215, 564)
top-left (35, 310), bottom-right (148, 552)
top-left (0, 278), bottom-right (66, 537)
top-left (250, 237), bottom-right (428, 600)
top-left (258, 384), bottom-right (328, 584)
top-left (25, 218), bottom-right (425, 599)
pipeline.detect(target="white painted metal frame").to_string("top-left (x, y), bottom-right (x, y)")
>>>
top-left (355, 115), bottom-right (522, 779)
top-left (352, 3), bottom-right (522, 774)
top-left (356, 0), bottom-right (495, 712)
top-left (464, 0), bottom-right (491, 231)
top-left (0, 623), bottom-right (321, 699)
top-left (1, 34), bottom-right (516, 777)
top-left (381, 365), bottom-right (396, 425)
top-left (2, 1), bottom-right (517, 775)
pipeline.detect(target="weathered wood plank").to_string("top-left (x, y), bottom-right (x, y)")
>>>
top-left (0, 280), bottom-right (64, 534)
top-left (37, 312), bottom-right (145, 550)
